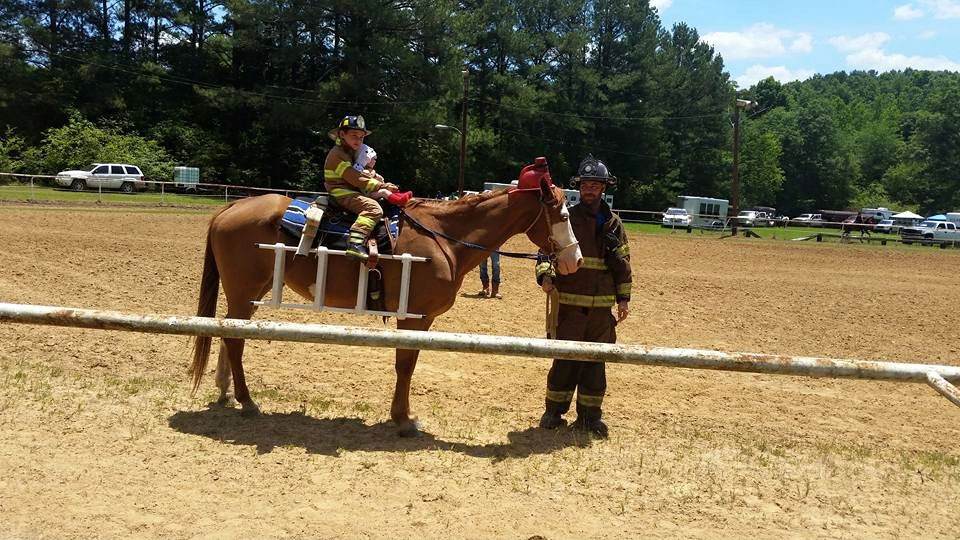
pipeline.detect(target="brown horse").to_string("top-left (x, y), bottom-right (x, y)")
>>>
top-left (841, 213), bottom-right (877, 238)
top-left (189, 178), bottom-right (582, 435)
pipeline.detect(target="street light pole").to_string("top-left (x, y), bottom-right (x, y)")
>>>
top-left (731, 98), bottom-right (756, 236)
top-left (432, 70), bottom-right (470, 198)
top-left (433, 123), bottom-right (463, 197)
top-left (458, 69), bottom-right (469, 198)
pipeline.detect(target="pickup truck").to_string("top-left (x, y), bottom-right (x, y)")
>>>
top-left (900, 221), bottom-right (960, 245)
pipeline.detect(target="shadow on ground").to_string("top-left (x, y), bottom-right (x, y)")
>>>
top-left (168, 404), bottom-right (592, 459)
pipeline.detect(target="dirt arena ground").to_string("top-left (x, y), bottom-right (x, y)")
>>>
top-left (1, 203), bottom-right (958, 539)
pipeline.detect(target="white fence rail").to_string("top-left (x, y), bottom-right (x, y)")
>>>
top-left (1, 302), bottom-right (958, 408)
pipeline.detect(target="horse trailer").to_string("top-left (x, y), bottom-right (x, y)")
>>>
top-left (676, 196), bottom-right (729, 228)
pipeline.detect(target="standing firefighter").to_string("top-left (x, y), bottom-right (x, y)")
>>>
top-left (536, 155), bottom-right (632, 438)
top-left (324, 115), bottom-right (399, 260)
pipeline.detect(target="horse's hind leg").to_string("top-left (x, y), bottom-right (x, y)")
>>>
top-left (223, 336), bottom-right (260, 416)
top-left (219, 286), bottom-right (270, 417)
top-left (214, 303), bottom-right (262, 408)
top-left (214, 347), bottom-right (236, 407)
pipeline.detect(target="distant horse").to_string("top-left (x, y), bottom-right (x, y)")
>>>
top-left (841, 213), bottom-right (877, 239)
top-left (189, 179), bottom-right (582, 436)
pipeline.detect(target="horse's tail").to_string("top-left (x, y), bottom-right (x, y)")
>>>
top-left (189, 207), bottom-right (229, 394)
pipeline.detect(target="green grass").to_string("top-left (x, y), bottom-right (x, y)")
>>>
top-left (622, 221), bottom-right (903, 243)
top-left (0, 183), bottom-right (230, 207)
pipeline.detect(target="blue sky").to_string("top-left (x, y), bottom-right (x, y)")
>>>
top-left (652, 0), bottom-right (960, 87)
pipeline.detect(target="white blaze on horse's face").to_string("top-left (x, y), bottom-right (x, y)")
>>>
top-left (553, 203), bottom-right (583, 275)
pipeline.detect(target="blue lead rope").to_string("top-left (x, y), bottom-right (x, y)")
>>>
top-left (399, 209), bottom-right (542, 260)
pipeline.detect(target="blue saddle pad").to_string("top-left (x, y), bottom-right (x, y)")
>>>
top-left (280, 197), bottom-right (397, 254)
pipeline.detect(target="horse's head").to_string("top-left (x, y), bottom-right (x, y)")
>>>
top-left (522, 178), bottom-right (583, 275)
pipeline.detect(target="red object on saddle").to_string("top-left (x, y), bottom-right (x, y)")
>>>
top-left (387, 191), bottom-right (413, 207)
top-left (512, 157), bottom-right (553, 192)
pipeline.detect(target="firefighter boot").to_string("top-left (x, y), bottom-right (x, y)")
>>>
top-left (345, 231), bottom-right (370, 261)
top-left (538, 399), bottom-right (568, 429)
top-left (573, 404), bottom-right (608, 439)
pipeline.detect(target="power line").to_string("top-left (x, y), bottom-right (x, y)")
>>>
top-left (48, 52), bottom-right (447, 108)
top-left (490, 125), bottom-right (660, 159)
top-left (470, 97), bottom-right (729, 122)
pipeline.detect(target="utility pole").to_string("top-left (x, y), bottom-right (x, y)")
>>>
top-left (731, 98), bottom-right (756, 236)
top-left (459, 69), bottom-right (469, 198)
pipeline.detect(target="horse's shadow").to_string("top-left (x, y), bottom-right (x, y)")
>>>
top-left (168, 405), bottom-right (590, 459)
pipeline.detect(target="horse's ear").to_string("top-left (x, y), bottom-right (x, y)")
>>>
top-left (539, 177), bottom-right (555, 203)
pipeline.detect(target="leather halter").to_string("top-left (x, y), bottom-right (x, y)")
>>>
top-left (522, 194), bottom-right (579, 261)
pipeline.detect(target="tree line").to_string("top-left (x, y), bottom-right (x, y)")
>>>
top-left (1, 0), bottom-right (958, 214)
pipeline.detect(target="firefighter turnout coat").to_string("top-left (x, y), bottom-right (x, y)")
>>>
top-left (540, 200), bottom-right (632, 308)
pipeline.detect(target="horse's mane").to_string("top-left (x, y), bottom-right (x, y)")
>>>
top-left (405, 185), bottom-right (564, 217)
top-left (405, 188), bottom-right (512, 216)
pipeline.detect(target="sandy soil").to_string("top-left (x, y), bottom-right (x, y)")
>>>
top-left (1, 203), bottom-right (958, 539)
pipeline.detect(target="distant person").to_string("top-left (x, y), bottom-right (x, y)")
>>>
top-left (478, 189), bottom-right (502, 298)
top-left (479, 251), bottom-right (501, 298)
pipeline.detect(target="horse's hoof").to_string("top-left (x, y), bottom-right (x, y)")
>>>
top-left (216, 395), bottom-right (239, 408)
top-left (239, 402), bottom-right (261, 417)
top-left (396, 418), bottom-right (421, 438)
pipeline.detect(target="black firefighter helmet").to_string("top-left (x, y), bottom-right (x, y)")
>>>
top-left (327, 115), bottom-right (373, 141)
top-left (571, 155), bottom-right (616, 187)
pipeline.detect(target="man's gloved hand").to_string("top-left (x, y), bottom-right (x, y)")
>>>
top-left (541, 275), bottom-right (555, 293)
top-left (382, 182), bottom-right (399, 192)
top-left (535, 260), bottom-right (556, 286)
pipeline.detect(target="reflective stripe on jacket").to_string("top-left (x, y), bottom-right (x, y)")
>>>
top-left (550, 201), bottom-right (632, 307)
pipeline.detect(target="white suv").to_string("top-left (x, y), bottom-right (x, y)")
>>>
top-left (661, 208), bottom-right (691, 227)
top-left (55, 163), bottom-right (146, 193)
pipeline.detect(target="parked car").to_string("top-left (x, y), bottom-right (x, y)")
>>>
top-left (793, 213), bottom-right (823, 227)
top-left (661, 207), bottom-right (691, 227)
top-left (874, 219), bottom-right (897, 234)
top-left (54, 163), bottom-right (147, 193)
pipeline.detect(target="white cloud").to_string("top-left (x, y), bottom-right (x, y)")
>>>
top-left (924, 0), bottom-right (960, 18)
top-left (902, 1), bottom-right (960, 19)
top-left (827, 32), bottom-right (891, 52)
top-left (650, 0), bottom-right (674, 11)
top-left (893, 4), bottom-right (924, 19)
top-left (702, 23), bottom-right (813, 60)
top-left (736, 65), bottom-right (816, 87)
top-left (845, 48), bottom-right (960, 71)
top-left (918, 30), bottom-right (938, 39)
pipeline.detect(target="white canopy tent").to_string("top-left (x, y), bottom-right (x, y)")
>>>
top-left (892, 211), bottom-right (924, 227)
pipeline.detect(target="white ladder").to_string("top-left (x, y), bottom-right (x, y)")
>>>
top-left (252, 243), bottom-right (429, 319)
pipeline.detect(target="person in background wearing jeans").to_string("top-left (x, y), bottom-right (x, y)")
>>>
top-left (479, 251), bottom-right (501, 298)
top-left (477, 188), bottom-right (502, 298)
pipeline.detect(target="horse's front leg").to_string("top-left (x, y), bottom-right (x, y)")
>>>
top-left (391, 317), bottom-right (434, 437)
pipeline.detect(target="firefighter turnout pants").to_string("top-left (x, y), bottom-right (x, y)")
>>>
top-left (545, 304), bottom-right (617, 422)
top-left (336, 193), bottom-right (383, 240)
